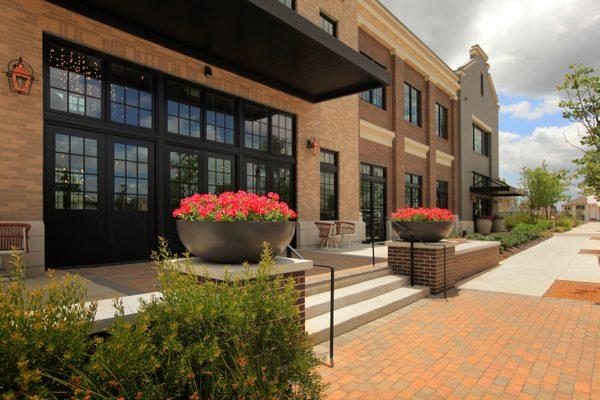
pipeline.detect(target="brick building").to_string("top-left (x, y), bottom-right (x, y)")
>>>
top-left (0, 0), bottom-right (470, 269)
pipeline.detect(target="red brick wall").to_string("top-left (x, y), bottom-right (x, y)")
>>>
top-left (388, 243), bottom-right (499, 294)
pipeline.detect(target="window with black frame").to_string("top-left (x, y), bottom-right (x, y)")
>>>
top-left (207, 155), bottom-right (233, 194)
top-left (435, 103), bottom-right (448, 139)
top-left (271, 113), bottom-right (293, 156)
top-left (206, 92), bottom-right (235, 145)
top-left (404, 83), bottom-right (421, 126)
top-left (167, 81), bottom-right (201, 138)
top-left (436, 180), bottom-right (449, 209)
top-left (48, 43), bottom-right (103, 119)
top-left (320, 150), bottom-right (338, 220)
top-left (109, 64), bottom-right (153, 128)
top-left (320, 12), bottom-right (337, 37)
top-left (245, 160), bottom-right (267, 195)
top-left (273, 165), bottom-right (293, 205)
top-left (244, 104), bottom-right (269, 152)
top-left (169, 152), bottom-right (200, 209)
top-left (405, 173), bottom-right (422, 208)
top-left (473, 124), bottom-right (490, 156)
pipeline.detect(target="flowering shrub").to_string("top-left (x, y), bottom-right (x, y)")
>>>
top-left (391, 207), bottom-right (454, 222)
top-left (173, 191), bottom-right (297, 222)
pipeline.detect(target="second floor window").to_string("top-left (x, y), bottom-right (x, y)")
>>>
top-left (320, 13), bottom-right (337, 37)
top-left (360, 86), bottom-right (385, 109)
top-left (405, 173), bottom-right (422, 208)
top-left (435, 103), bottom-right (448, 139)
top-left (473, 124), bottom-right (490, 156)
top-left (278, 0), bottom-right (295, 9)
top-left (404, 83), bottom-right (421, 126)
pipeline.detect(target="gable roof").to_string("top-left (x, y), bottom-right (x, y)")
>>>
top-left (456, 44), bottom-right (499, 108)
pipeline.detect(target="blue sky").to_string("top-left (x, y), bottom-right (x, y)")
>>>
top-left (381, 0), bottom-right (600, 199)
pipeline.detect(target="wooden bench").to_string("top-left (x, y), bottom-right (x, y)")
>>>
top-left (0, 223), bottom-right (31, 276)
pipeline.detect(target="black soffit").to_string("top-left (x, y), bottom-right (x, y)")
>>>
top-left (46, 0), bottom-right (390, 103)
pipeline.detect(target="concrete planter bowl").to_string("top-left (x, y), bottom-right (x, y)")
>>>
top-left (391, 221), bottom-right (454, 242)
top-left (176, 220), bottom-right (296, 264)
top-left (476, 218), bottom-right (493, 235)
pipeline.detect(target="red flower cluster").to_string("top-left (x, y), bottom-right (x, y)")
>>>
top-left (172, 191), bottom-right (297, 222)
top-left (390, 207), bottom-right (454, 222)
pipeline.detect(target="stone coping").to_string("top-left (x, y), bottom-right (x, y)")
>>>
top-left (171, 256), bottom-right (313, 281)
top-left (386, 240), bottom-right (458, 249)
top-left (455, 241), bottom-right (500, 255)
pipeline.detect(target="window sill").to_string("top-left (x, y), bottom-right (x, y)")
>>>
top-left (403, 120), bottom-right (422, 129)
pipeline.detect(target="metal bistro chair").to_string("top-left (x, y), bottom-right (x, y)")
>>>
top-left (335, 221), bottom-right (356, 247)
top-left (0, 223), bottom-right (31, 277)
top-left (314, 221), bottom-right (341, 249)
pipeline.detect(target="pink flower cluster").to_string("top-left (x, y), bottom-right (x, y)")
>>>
top-left (173, 191), bottom-right (297, 222)
top-left (391, 207), bottom-right (454, 222)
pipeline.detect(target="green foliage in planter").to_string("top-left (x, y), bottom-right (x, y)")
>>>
top-left (0, 250), bottom-right (96, 398)
top-left (66, 238), bottom-right (326, 399)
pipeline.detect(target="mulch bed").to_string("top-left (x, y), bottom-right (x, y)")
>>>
top-left (498, 235), bottom-right (552, 261)
top-left (544, 279), bottom-right (600, 303)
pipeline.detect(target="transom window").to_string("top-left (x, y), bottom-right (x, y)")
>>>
top-left (246, 161), bottom-right (267, 194)
top-left (404, 83), bottom-right (421, 126)
top-left (48, 44), bottom-right (102, 118)
top-left (435, 103), bottom-right (448, 139)
top-left (436, 180), bottom-right (449, 209)
top-left (167, 81), bottom-right (201, 138)
top-left (473, 124), bottom-right (490, 156)
top-left (206, 93), bottom-right (235, 145)
top-left (207, 155), bottom-right (233, 194)
top-left (54, 133), bottom-right (98, 210)
top-left (169, 152), bottom-right (200, 209)
top-left (110, 64), bottom-right (153, 128)
top-left (320, 12), bottom-right (337, 37)
top-left (405, 173), bottom-right (422, 208)
top-left (320, 149), bottom-right (338, 220)
top-left (244, 104), bottom-right (269, 151)
top-left (113, 143), bottom-right (149, 211)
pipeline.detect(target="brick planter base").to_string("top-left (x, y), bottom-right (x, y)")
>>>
top-left (387, 241), bottom-right (500, 294)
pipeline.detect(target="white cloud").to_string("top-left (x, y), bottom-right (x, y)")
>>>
top-left (380, 0), bottom-right (600, 98)
top-left (501, 95), bottom-right (561, 120)
top-left (499, 123), bottom-right (584, 174)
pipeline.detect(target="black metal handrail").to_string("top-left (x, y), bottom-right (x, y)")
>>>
top-left (371, 212), bottom-right (449, 300)
top-left (287, 245), bottom-right (335, 367)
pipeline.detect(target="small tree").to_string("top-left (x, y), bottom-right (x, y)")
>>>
top-left (557, 64), bottom-right (600, 196)
top-left (520, 161), bottom-right (571, 221)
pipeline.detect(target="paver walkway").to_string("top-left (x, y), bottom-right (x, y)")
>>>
top-left (317, 290), bottom-right (599, 399)
top-left (460, 223), bottom-right (600, 296)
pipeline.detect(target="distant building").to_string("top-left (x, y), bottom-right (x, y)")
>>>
top-left (562, 196), bottom-right (599, 220)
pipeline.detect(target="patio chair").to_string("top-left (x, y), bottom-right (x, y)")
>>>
top-left (314, 221), bottom-right (341, 249)
top-left (335, 221), bottom-right (357, 247)
top-left (0, 223), bottom-right (31, 278)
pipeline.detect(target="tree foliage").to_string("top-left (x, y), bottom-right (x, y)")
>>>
top-left (557, 64), bottom-right (600, 196)
top-left (520, 161), bottom-right (571, 221)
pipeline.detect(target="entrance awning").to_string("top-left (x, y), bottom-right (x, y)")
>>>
top-left (47, 0), bottom-right (390, 103)
top-left (470, 174), bottom-right (525, 197)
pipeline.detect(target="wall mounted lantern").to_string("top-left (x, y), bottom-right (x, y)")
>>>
top-left (204, 66), bottom-right (213, 78)
top-left (307, 136), bottom-right (320, 156)
top-left (6, 57), bottom-right (35, 95)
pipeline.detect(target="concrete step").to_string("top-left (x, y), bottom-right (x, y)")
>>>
top-left (305, 263), bottom-right (392, 296)
top-left (305, 274), bottom-right (410, 319)
top-left (306, 285), bottom-right (429, 344)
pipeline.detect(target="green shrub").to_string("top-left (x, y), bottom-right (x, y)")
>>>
top-left (467, 221), bottom-right (553, 252)
top-left (0, 250), bottom-right (96, 398)
top-left (67, 239), bottom-right (326, 399)
top-left (504, 212), bottom-right (534, 230)
top-left (555, 215), bottom-right (576, 230)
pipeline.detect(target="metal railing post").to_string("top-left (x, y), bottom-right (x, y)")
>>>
top-left (410, 234), bottom-right (415, 287)
top-left (370, 211), bottom-right (375, 266)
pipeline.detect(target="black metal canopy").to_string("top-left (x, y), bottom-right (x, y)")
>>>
top-left (470, 173), bottom-right (525, 197)
top-left (46, 0), bottom-right (390, 103)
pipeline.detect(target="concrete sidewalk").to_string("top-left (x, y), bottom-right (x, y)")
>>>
top-left (459, 222), bottom-right (600, 296)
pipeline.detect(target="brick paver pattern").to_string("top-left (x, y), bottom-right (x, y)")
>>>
top-left (317, 290), bottom-right (599, 400)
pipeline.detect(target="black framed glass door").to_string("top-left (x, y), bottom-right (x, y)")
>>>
top-left (360, 163), bottom-right (386, 242)
top-left (107, 136), bottom-right (155, 263)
